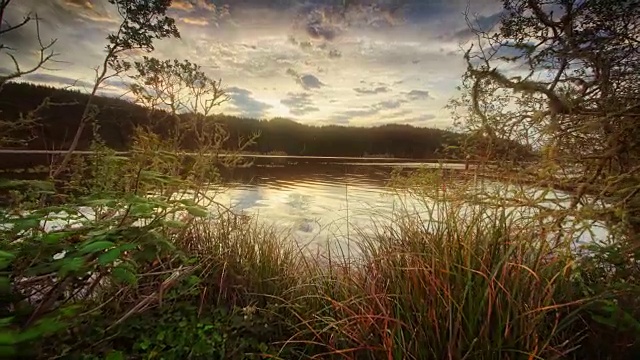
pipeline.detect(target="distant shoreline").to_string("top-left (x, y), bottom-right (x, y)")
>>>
top-left (0, 149), bottom-right (489, 164)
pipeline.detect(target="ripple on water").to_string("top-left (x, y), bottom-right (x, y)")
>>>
top-left (209, 167), bottom-right (610, 256)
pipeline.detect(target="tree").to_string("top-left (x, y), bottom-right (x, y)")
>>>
top-left (0, 0), bottom-right (58, 89)
top-left (51, 0), bottom-right (180, 178)
top-left (128, 56), bottom-right (258, 169)
top-left (0, 0), bottom-right (58, 146)
top-left (453, 0), bottom-right (640, 242)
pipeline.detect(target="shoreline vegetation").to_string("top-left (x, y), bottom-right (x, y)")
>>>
top-left (2, 176), bottom-right (638, 360)
top-left (1, 0), bottom-right (639, 359)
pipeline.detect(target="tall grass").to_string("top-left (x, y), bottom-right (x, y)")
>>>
top-left (108, 201), bottom-right (590, 359)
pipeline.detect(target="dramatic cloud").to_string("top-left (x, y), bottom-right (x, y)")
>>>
top-left (225, 86), bottom-right (273, 118)
top-left (170, 0), bottom-right (195, 12)
top-left (6, 0), bottom-right (505, 128)
top-left (287, 68), bottom-right (324, 90)
top-left (180, 17), bottom-right (210, 26)
top-left (298, 74), bottom-right (324, 89)
top-left (450, 10), bottom-right (504, 41)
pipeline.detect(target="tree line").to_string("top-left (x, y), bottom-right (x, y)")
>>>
top-left (0, 82), bottom-right (534, 169)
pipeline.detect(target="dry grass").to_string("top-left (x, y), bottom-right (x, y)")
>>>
top-left (156, 203), bottom-right (590, 360)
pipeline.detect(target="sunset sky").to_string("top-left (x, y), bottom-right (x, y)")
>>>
top-left (5, 0), bottom-right (504, 128)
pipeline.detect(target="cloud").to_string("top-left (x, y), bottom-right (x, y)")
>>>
top-left (450, 10), bottom-right (504, 41)
top-left (280, 92), bottom-right (319, 116)
top-left (354, 86), bottom-right (389, 95)
top-left (405, 114), bottom-right (437, 123)
top-left (196, 0), bottom-right (219, 12)
top-left (328, 96), bottom-right (410, 124)
top-left (170, 0), bottom-right (195, 12)
top-left (298, 74), bottom-right (324, 89)
top-left (58, 0), bottom-right (117, 23)
top-left (287, 68), bottom-right (324, 90)
top-left (181, 17), bottom-right (210, 26)
top-left (406, 90), bottom-right (431, 100)
top-left (225, 86), bottom-right (272, 118)
top-left (9, 0), bottom-right (500, 128)
top-left (64, 0), bottom-right (93, 9)
top-left (22, 73), bottom-right (94, 89)
top-left (375, 99), bottom-right (406, 110)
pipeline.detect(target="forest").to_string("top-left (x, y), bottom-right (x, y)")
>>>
top-left (0, 82), bottom-right (533, 169)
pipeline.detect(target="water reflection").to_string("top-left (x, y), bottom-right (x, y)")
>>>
top-left (209, 163), bottom-right (608, 257)
top-left (210, 163), bottom-right (413, 254)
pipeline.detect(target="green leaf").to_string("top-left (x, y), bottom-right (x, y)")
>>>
top-left (134, 247), bottom-right (158, 262)
top-left (112, 266), bottom-right (137, 285)
top-left (41, 231), bottom-right (72, 245)
top-left (0, 331), bottom-right (16, 345)
top-left (130, 203), bottom-right (155, 217)
top-left (0, 318), bottom-right (13, 328)
top-left (10, 218), bottom-right (40, 233)
top-left (98, 248), bottom-right (122, 266)
top-left (79, 241), bottom-right (115, 254)
top-left (0, 251), bottom-right (15, 260)
top-left (0, 179), bottom-right (54, 191)
top-left (0, 277), bottom-right (10, 295)
top-left (186, 206), bottom-right (208, 218)
top-left (139, 340), bottom-right (150, 350)
top-left (163, 220), bottom-right (186, 229)
top-left (106, 350), bottom-right (125, 360)
top-left (117, 243), bottom-right (139, 252)
top-left (179, 199), bottom-right (198, 207)
top-left (59, 257), bottom-right (85, 278)
top-left (18, 318), bottom-right (65, 342)
top-left (84, 198), bottom-right (117, 207)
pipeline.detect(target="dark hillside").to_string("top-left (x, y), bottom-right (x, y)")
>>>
top-left (0, 82), bottom-right (534, 169)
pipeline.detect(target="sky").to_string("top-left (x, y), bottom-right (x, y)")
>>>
top-left (4, 0), bottom-right (505, 129)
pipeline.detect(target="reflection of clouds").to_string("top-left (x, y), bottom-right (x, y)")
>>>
top-left (228, 187), bottom-right (263, 212)
top-left (285, 193), bottom-right (312, 212)
top-left (207, 164), bottom-right (609, 260)
top-left (210, 171), bottom-right (417, 252)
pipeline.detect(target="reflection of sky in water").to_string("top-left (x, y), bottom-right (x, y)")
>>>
top-left (209, 164), bottom-right (609, 257)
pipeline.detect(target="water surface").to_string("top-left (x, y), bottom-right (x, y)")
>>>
top-left (210, 162), bottom-right (606, 255)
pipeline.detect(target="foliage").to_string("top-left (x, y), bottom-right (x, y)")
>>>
top-left (51, 287), bottom-right (280, 359)
top-left (449, 0), bottom-right (640, 358)
top-left (51, 0), bottom-right (180, 178)
top-left (451, 0), bottom-right (640, 238)
top-left (0, 0), bottom-right (58, 146)
top-left (0, 1), bottom-right (253, 356)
